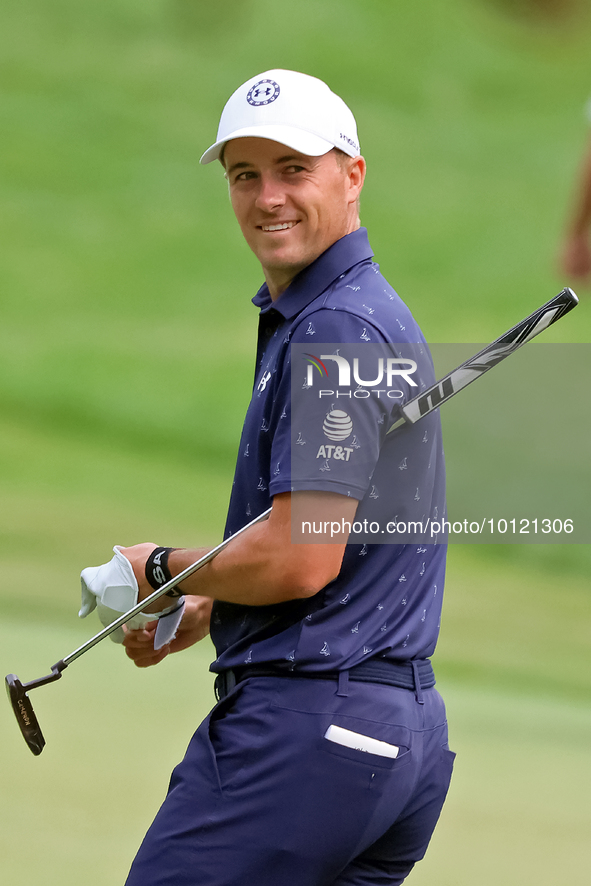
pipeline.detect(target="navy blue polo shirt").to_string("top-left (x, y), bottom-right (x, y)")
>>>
top-left (210, 228), bottom-right (447, 674)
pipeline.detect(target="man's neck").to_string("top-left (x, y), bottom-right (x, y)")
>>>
top-left (264, 266), bottom-right (301, 302)
top-left (263, 222), bottom-right (361, 301)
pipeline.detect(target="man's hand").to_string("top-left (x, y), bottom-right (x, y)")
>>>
top-left (80, 544), bottom-right (186, 647)
top-left (117, 542), bottom-right (166, 613)
top-left (123, 596), bottom-right (213, 668)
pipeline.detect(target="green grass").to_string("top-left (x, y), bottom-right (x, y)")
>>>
top-left (408, 683), bottom-right (591, 886)
top-left (0, 618), bottom-right (217, 886)
top-left (438, 343), bottom-right (591, 549)
top-left (1, 0), bottom-right (590, 882)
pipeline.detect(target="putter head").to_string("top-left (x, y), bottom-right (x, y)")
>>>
top-left (5, 674), bottom-right (46, 756)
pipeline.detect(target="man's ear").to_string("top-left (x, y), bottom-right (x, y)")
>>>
top-left (346, 155), bottom-right (366, 205)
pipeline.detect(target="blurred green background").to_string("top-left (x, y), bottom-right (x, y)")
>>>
top-left (1, 1), bottom-right (590, 883)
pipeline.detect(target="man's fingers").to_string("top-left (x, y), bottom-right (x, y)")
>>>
top-left (122, 624), bottom-right (157, 644)
top-left (122, 624), bottom-right (167, 667)
top-left (123, 630), bottom-right (171, 667)
top-left (126, 647), bottom-right (170, 668)
top-left (121, 602), bottom-right (211, 665)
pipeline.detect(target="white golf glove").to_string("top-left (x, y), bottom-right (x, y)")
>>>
top-left (79, 546), bottom-right (185, 650)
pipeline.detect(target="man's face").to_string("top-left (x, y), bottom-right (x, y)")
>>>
top-left (223, 138), bottom-right (365, 299)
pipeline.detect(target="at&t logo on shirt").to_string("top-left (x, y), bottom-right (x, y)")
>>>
top-left (316, 410), bottom-right (354, 463)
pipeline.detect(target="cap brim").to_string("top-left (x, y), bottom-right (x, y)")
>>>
top-left (200, 125), bottom-right (335, 165)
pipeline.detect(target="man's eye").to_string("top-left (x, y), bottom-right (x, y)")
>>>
top-left (235, 171), bottom-right (257, 182)
top-left (285, 166), bottom-right (304, 174)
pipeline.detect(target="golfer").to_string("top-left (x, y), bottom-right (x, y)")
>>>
top-left (111, 69), bottom-right (455, 885)
top-left (562, 129), bottom-right (591, 284)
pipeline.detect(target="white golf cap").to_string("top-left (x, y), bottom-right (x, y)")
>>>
top-left (200, 69), bottom-right (360, 165)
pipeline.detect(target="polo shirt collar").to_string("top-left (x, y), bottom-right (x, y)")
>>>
top-left (252, 228), bottom-right (374, 319)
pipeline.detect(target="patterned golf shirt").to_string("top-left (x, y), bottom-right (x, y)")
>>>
top-left (210, 228), bottom-right (447, 674)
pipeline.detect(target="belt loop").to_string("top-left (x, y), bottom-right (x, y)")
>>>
top-left (337, 670), bottom-right (350, 697)
top-left (411, 661), bottom-right (424, 705)
top-left (215, 669), bottom-right (236, 701)
top-left (226, 668), bottom-right (237, 696)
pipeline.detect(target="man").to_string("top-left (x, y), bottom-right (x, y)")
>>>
top-left (82, 70), bottom-right (455, 886)
top-left (561, 130), bottom-right (591, 285)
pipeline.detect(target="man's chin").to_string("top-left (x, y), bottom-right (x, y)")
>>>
top-left (259, 251), bottom-right (310, 276)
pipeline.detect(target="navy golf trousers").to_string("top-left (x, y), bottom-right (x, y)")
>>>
top-left (125, 672), bottom-right (455, 886)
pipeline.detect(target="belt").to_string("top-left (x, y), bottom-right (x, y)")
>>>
top-left (214, 658), bottom-right (435, 704)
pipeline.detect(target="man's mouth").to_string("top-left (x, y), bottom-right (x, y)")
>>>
top-left (259, 221), bottom-right (300, 232)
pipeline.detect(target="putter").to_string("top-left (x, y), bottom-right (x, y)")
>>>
top-left (5, 506), bottom-right (272, 755)
top-left (387, 287), bottom-right (578, 433)
top-left (6, 287), bottom-right (579, 756)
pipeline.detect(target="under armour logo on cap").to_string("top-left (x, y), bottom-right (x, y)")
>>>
top-left (247, 79), bottom-right (280, 106)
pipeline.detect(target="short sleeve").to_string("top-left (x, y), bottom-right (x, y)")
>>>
top-left (267, 308), bottom-right (428, 501)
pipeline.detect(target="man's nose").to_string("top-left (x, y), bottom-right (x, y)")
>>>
top-left (255, 173), bottom-right (286, 212)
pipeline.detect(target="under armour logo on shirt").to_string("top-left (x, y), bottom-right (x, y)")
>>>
top-left (257, 371), bottom-right (271, 392)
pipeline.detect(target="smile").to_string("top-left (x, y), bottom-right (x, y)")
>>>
top-left (260, 221), bottom-right (300, 232)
